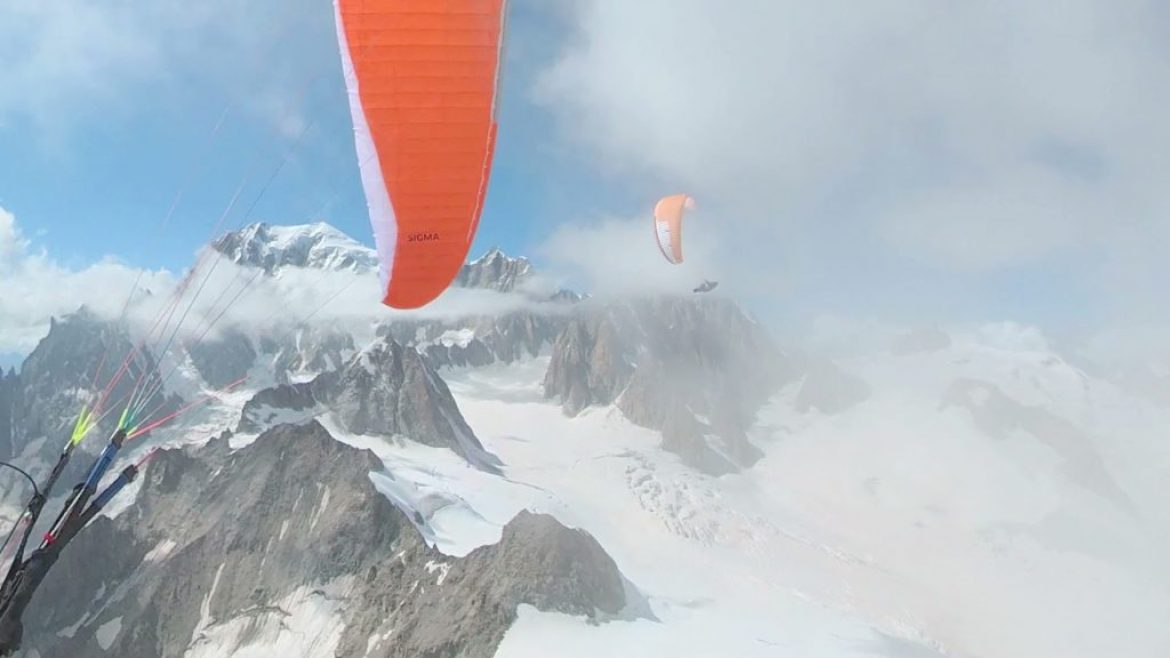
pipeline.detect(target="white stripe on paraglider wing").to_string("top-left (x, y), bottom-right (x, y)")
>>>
top-left (333, 0), bottom-right (397, 293)
top-left (655, 219), bottom-right (678, 264)
top-left (467, 0), bottom-right (510, 244)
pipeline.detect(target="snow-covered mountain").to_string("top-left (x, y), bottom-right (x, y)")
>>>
top-left (201, 223), bottom-right (784, 474)
top-left (212, 222), bottom-right (379, 274)
top-left (456, 247), bottom-right (535, 293)
top-left (2, 223), bottom-right (1168, 657)
top-left (211, 222), bottom-right (556, 296)
top-left (239, 335), bottom-right (502, 472)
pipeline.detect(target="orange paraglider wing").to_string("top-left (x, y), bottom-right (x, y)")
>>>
top-left (334, 0), bottom-right (507, 309)
top-left (653, 194), bottom-right (695, 264)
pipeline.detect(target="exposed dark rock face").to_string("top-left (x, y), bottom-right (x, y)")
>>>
top-left (187, 328), bottom-right (256, 389)
top-left (419, 337), bottom-right (497, 370)
top-left (259, 326), bottom-right (357, 384)
top-left (543, 297), bottom-right (792, 474)
top-left (476, 312), bottom-right (561, 363)
top-left (338, 510), bottom-right (627, 658)
top-left (455, 248), bottom-right (534, 293)
top-left (283, 329), bottom-right (355, 379)
top-left (240, 338), bottom-right (500, 471)
top-left (22, 422), bottom-right (630, 658)
top-left (236, 380), bottom-right (321, 434)
top-left (543, 316), bottom-right (633, 417)
top-left (0, 368), bottom-right (18, 461)
top-left (327, 341), bottom-right (471, 450)
top-left (2, 309), bottom-right (178, 467)
top-left (379, 311), bottom-right (567, 372)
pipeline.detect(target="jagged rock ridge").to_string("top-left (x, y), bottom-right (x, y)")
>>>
top-left (22, 422), bottom-right (630, 658)
top-left (240, 337), bottom-right (501, 471)
top-left (212, 223), bottom-right (555, 297)
top-left (187, 325), bottom-right (357, 388)
top-left (455, 247), bottom-right (534, 293)
top-left (379, 311), bottom-right (567, 371)
top-left (543, 296), bottom-right (793, 475)
top-left (0, 309), bottom-right (178, 478)
top-left (203, 222), bottom-right (576, 374)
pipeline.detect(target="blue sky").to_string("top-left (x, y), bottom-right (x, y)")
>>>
top-left (0, 2), bottom-right (636, 274)
top-left (3, 0), bottom-right (1170, 362)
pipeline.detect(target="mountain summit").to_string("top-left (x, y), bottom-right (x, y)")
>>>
top-left (455, 247), bottom-right (534, 293)
top-left (212, 222), bottom-right (379, 274)
top-left (213, 223), bottom-right (539, 296)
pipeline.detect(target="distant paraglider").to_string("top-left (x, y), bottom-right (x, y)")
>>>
top-left (652, 194), bottom-right (718, 294)
top-left (333, 0), bottom-right (508, 310)
top-left (652, 193), bottom-right (695, 265)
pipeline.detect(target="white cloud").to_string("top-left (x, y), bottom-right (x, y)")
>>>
top-left (0, 2), bottom-right (156, 127)
top-left (190, 257), bottom-right (555, 344)
top-left (0, 208), bottom-right (561, 360)
top-left (974, 321), bottom-right (1053, 354)
top-left (0, 0), bottom-right (333, 135)
top-left (879, 164), bottom-right (1097, 271)
top-left (539, 213), bottom-right (722, 298)
top-left (0, 207), bottom-right (175, 354)
top-left (0, 208), bottom-right (29, 263)
top-left (535, 0), bottom-right (1170, 286)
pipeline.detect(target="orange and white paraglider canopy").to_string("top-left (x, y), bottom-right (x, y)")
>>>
top-left (333, 0), bottom-right (508, 309)
top-left (653, 194), bottom-right (696, 264)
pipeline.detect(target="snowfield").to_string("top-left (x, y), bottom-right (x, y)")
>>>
top-left (96, 327), bottom-right (1170, 658)
top-left (446, 360), bottom-right (940, 658)
top-left (439, 340), bottom-right (1169, 658)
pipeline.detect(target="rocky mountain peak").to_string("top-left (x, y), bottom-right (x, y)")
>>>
top-left (544, 296), bottom-right (794, 474)
top-left (211, 224), bottom-right (579, 305)
top-left (240, 336), bottom-right (501, 471)
top-left (4, 308), bottom-right (176, 463)
top-left (21, 421), bottom-right (631, 658)
top-left (211, 221), bottom-right (378, 274)
top-left (548, 288), bottom-right (586, 304)
top-left (456, 247), bottom-right (534, 292)
top-left (382, 310), bottom-right (569, 372)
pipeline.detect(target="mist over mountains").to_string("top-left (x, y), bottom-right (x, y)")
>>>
top-left (0, 223), bottom-right (1165, 657)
